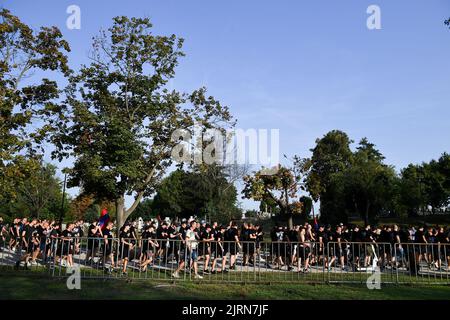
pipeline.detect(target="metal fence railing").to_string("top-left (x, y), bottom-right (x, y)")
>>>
top-left (1, 236), bottom-right (449, 284)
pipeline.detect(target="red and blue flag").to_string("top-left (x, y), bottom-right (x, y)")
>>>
top-left (98, 208), bottom-right (110, 230)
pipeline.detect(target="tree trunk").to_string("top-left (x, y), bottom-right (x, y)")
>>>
top-left (287, 215), bottom-right (293, 230)
top-left (364, 201), bottom-right (370, 226)
top-left (116, 196), bottom-right (125, 229)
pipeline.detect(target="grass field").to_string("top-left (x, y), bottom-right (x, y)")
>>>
top-left (1, 273), bottom-right (450, 300)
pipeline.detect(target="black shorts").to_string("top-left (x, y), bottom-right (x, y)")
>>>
top-left (247, 242), bottom-right (256, 255)
top-left (225, 242), bottom-right (237, 255)
top-left (198, 243), bottom-right (210, 256)
top-left (58, 244), bottom-right (73, 256)
top-left (119, 245), bottom-right (130, 259)
top-left (102, 244), bottom-right (112, 256)
top-left (88, 238), bottom-right (100, 250)
top-left (298, 245), bottom-right (310, 260)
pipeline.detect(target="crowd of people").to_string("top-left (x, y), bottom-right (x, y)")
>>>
top-left (1, 215), bottom-right (450, 279)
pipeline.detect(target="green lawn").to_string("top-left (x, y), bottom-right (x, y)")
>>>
top-left (1, 273), bottom-right (450, 300)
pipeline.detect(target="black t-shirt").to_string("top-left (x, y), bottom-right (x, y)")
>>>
top-left (119, 230), bottom-right (132, 246)
top-left (288, 230), bottom-right (298, 242)
top-left (35, 225), bottom-right (46, 242)
top-left (88, 224), bottom-right (100, 238)
top-left (215, 230), bottom-right (224, 242)
top-left (157, 227), bottom-right (169, 240)
top-left (379, 230), bottom-right (389, 243)
top-left (50, 228), bottom-right (61, 239)
top-left (227, 228), bottom-right (238, 242)
top-left (326, 230), bottom-right (335, 242)
top-left (201, 229), bottom-right (211, 241)
top-left (270, 229), bottom-right (278, 242)
top-left (103, 229), bottom-right (113, 242)
top-left (351, 230), bottom-right (362, 242)
top-left (361, 229), bottom-right (373, 242)
top-left (61, 230), bottom-right (73, 245)
top-left (388, 231), bottom-right (399, 244)
top-left (248, 229), bottom-right (256, 241)
top-left (318, 230), bottom-right (328, 244)
top-left (25, 225), bottom-right (34, 240)
top-left (72, 226), bottom-right (80, 237)
top-left (399, 230), bottom-right (409, 243)
top-left (436, 232), bottom-right (448, 243)
top-left (62, 229), bottom-right (72, 237)
top-left (343, 230), bottom-right (351, 242)
top-left (425, 232), bottom-right (436, 243)
top-left (415, 230), bottom-right (425, 243)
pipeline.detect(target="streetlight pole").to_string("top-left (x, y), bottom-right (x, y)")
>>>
top-left (59, 173), bottom-right (67, 227)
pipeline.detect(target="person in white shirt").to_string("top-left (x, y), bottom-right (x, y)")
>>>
top-left (186, 221), bottom-right (203, 279)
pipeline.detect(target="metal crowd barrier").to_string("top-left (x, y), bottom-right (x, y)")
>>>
top-left (1, 236), bottom-right (449, 284)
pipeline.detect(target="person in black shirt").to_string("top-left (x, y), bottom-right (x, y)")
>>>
top-left (241, 223), bottom-right (250, 266)
top-left (172, 220), bottom-right (188, 278)
top-left (72, 220), bottom-right (84, 254)
top-left (86, 220), bottom-right (102, 264)
top-left (224, 221), bottom-right (240, 271)
top-left (156, 222), bottom-right (169, 262)
top-left (317, 225), bottom-right (328, 267)
top-left (334, 226), bottom-right (346, 270)
top-left (119, 223), bottom-right (134, 275)
top-left (425, 227), bottom-right (438, 269)
top-left (246, 224), bottom-right (257, 266)
top-left (326, 225), bottom-right (336, 270)
top-left (14, 219), bottom-right (38, 269)
top-left (350, 225), bottom-right (362, 270)
top-left (200, 224), bottom-right (214, 274)
top-left (56, 223), bottom-right (75, 267)
top-left (140, 224), bottom-right (159, 272)
top-left (436, 227), bottom-right (450, 271)
top-left (8, 218), bottom-right (20, 251)
top-left (30, 220), bottom-right (47, 263)
top-left (0, 217), bottom-right (5, 250)
top-left (414, 226), bottom-right (427, 265)
top-left (211, 225), bottom-right (226, 273)
top-left (102, 222), bottom-right (116, 273)
top-left (362, 225), bottom-right (376, 268)
top-left (49, 223), bottom-right (61, 261)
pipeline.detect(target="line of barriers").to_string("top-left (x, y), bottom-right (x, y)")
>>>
top-left (1, 236), bottom-right (449, 284)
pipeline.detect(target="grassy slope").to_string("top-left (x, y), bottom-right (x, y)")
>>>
top-left (1, 274), bottom-right (450, 300)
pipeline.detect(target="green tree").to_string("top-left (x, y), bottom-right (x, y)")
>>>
top-left (398, 164), bottom-right (425, 217)
top-left (128, 198), bottom-right (154, 221)
top-left (338, 138), bottom-right (398, 225)
top-left (152, 165), bottom-right (240, 223)
top-left (0, 9), bottom-right (70, 201)
top-left (242, 163), bottom-right (309, 229)
top-left (47, 17), bottom-right (233, 228)
top-left (0, 161), bottom-right (68, 220)
top-left (306, 130), bottom-right (353, 223)
top-left (422, 154), bottom-right (450, 213)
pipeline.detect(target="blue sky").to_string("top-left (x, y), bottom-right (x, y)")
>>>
top-left (3, 0), bottom-right (450, 212)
